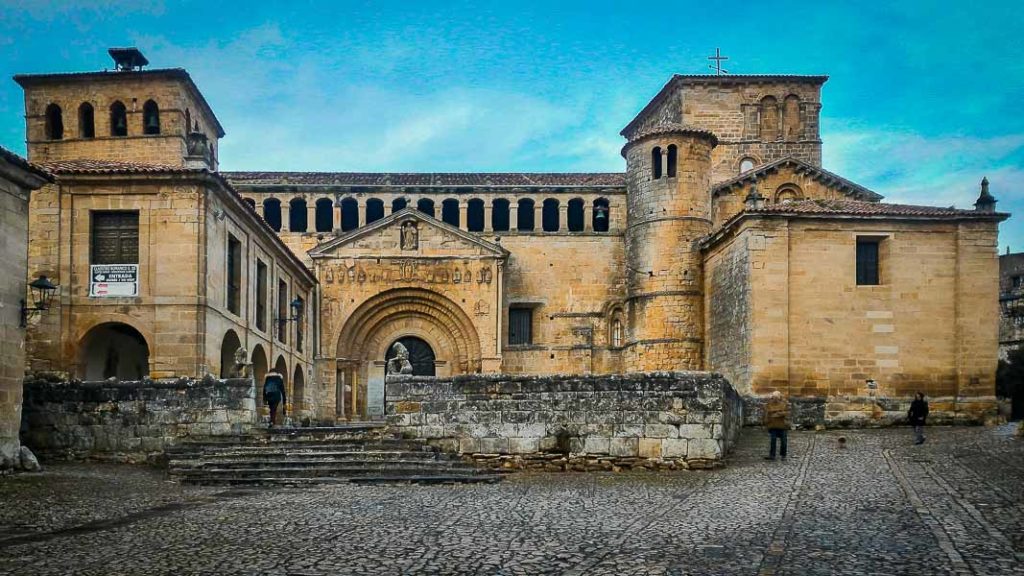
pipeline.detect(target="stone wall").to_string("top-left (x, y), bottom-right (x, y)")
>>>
top-left (386, 372), bottom-right (742, 470)
top-left (20, 376), bottom-right (256, 462)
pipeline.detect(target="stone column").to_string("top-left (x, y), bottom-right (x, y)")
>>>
top-left (558, 204), bottom-right (568, 233)
top-left (333, 200), bottom-right (342, 233)
top-left (483, 201), bottom-right (493, 232)
top-left (509, 198), bottom-right (519, 231)
top-left (306, 201), bottom-right (316, 232)
top-left (281, 203), bottom-right (291, 232)
top-left (583, 202), bottom-right (593, 232)
top-left (534, 203), bottom-right (543, 232)
top-left (357, 199), bottom-right (366, 228)
top-left (459, 203), bottom-right (468, 231)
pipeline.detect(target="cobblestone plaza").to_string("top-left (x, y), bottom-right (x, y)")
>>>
top-left (0, 426), bottom-right (1021, 575)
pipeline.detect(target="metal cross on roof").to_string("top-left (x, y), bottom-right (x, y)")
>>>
top-left (707, 48), bottom-right (729, 75)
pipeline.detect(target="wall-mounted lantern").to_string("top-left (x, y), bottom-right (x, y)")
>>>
top-left (20, 275), bottom-right (58, 328)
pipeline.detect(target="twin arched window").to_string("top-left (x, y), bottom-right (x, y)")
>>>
top-left (651, 145), bottom-right (679, 180)
top-left (45, 99), bottom-right (162, 139)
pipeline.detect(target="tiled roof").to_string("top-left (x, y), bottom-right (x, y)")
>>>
top-left (746, 198), bottom-right (1007, 218)
top-left (14, 68), bottom-right (225, 137)
top-left (222, 172), bottom-right (626, 188)
top-left (0, 146), bottom-right (53, 181)
top-left (712, 157), bottom-right (884, 202)
top-left (626, 122), bottom-right (719, 145)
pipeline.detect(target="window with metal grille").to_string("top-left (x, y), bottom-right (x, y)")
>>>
top-left (277, 279), bottom-right (288, 343)
top-left (508, 307), bottom-right (533, 345)
top-left (91, 211), bottom-right (139, 264)
top-left (856, 238), bottom-right (880, 286)
top-left (255, 260), bottom-right (268, 332)
top-left (227, 234), bottom-right (241, 315)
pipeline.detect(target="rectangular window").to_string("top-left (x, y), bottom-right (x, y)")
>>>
top-left (277, 279), bottom-right (288, 343)
top-left (1013, 275), bottom-right (1023, 290)
top-left (295, 295), bottom-right (304, 353)
top-left (226, 234), bottom-right (241, 315)
top-left (509, 307), bottom-right (533, 345)
top-left (91, 211), bottom-right (139, 264)
top-left (255, 260), bottom-right (268, 332)
top-left (856, 238), bottom-right (881, 286)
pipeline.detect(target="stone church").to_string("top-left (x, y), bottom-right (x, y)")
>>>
top-left (12, 49), bottom-right (1008, 426)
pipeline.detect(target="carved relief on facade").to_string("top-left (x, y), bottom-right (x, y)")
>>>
top-left (474, 300), bottom-right (489, 316)
top-left (400, 221), bottom-right (419, 250)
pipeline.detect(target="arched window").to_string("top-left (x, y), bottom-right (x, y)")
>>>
top-left (739, 157), bottom-right (756, 174)
top-left (315, 198), bottom-right (334, 232)
top-left (110, 101), bottom-right (128, 137)
top-left (441, 198), bottom-right (460, 227)
top-left (417, 198), bottom-right (435, 218)
top-left (263, 198), bottom-right (282, 231)
top-left (142, 100), bottom-right (160, 135)
top-left (542, 198), bottom-right (559, 232)
top-left (666, 144), bottom-right (678, 178)
top-left (366, 198), bottom-right (385, 223)
top-left (78, 103), bottom-right (95, 138)
top-left (760, 96), bottom-right (779, 141)
top-left (567, 198), bottom-right (584, 232)
top-left (467, 199), bottom-right (485, 232)
top-left (651, 146), bottom-right (662, 180)
top-left (341, 198), bottom-right (359, 231)
top-left (293, 364), bottom-right (306, 412)
top-left (775, 185), bottom-right (803, 204)
top-left (289, 198), bottom-right (308, 232)
top-left (219, 330), bottom-right (243, 378)
top-left (78, 322), bottom-right (149, 380)
top-left (45, 104), bottom-right (63, 140)
top-left (592, 198), bottom-right (610, 232)
top-left (184, 109), bottom-right (191, 134)
top-left (783, 95), bottom-right (801, 142)
top-left (492, 199), bottom-right (510, 232)
top-left (517, 198), bottom-right (535, 231)
top-left (392, 197), bottom-right (408, 213)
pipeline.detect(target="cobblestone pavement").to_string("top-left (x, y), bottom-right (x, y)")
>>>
top-left (0, 426), bottom-right (1021, 575)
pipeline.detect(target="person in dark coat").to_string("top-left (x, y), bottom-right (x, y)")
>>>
top-left (263, 372), bottom-right (287, 427)
top-left (908, 392), bottom-right (929, 445)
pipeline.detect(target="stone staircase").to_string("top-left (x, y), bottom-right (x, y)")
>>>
top-left (165, 423), bottom-right (502, 486)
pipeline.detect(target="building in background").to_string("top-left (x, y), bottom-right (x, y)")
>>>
top-left (1000, 251), bottom-right (1024, 360)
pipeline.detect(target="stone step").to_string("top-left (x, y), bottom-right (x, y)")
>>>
top-left (172, 474), bottom-right (502, 486)
top-left (170, 457), bottom-right (476, 472)
top-left (168, 450), bottom-right (451, 466)
top-left (176, 463), bottom-right (485, 480)
top-left (168, 441), bottom-right (437, 456)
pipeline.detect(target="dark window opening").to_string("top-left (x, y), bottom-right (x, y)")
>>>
top-left (277, 279), bottom-right (288, 343)
top-left (517, 199), bottom-right (535, 231)
top-left (341, 198), bottom-right (359, 231)
top-left (45, 103), bottom-right (63, 140)
top-left (667, 144), bottom-right (677, 178)
top-left (256, 260), bottom-right (268, 332)
top-left (492, 199), bottom-right (510, 232)
top-left (542, 199), bottom-right (559, 232)
top-left (110, 101), bottom-right (128, 137)
top-left (227, 234), bottom-right (242, 315)
top-left (651, 146), bottom-right (662, 180)
top-left (417, 198), bottom-right (435, 218)
top-left (289, 198), bottom-right (307, 232)
top-left (567, 198), bottom-right (584, 232)
top-left (263, 199), bottom-right (282, 232)
top-left (592, 198), bottom-right (610, 232)
top-left (467, 199), bottom-right (484, 232)
top-left (243, 198), bottom-right (256, 210)
top-left (91, 211), bottom-right (139, 265)
top-left (509, 307), bottom-right (533, 345)
top-left (385, 337), bottom-right (436, 376)
top-left (295, 296), bottom-right (304, 353)
top-left (315, 198), bottom-right (333, 232)
top-left (142, 100), bottom-right (160, 135)
top-left (366, 198), bottom-right (385, 224)
top-left (392, 197), bottom-right (408, 212)
top-left (856, 238), bottom-right (881, 286)
top-left (78, 103), bottom-right (95, 138)
top-left (442, 199), bottom-right (460, 227)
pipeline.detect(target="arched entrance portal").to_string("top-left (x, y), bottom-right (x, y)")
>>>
top-left (251, 345), bottom-right (268, 408)
top-left (385, 336), bottom-right (436, 376)
top-left (78, 323), bottom-right (149, 380)
top-left (336, 288), bottom-right (482, 420)
top-left (219, 330), bottom-right (242, 378)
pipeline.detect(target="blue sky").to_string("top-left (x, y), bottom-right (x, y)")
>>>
top-left (1, 0), bottom-right (1021, 250)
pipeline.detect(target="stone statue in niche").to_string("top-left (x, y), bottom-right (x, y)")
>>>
top-left (232, 347), bottom-right (249, 378)
top-left (386, 342), bottom-right (414, 375)
top-left (401, 221), bottom-right (419, 250)
top-left (478, 266), bottom-right (492, 284)
top-left (325, 267), bottom-right (334, 283)
top-left (453, 269), bottom-right (462, 284)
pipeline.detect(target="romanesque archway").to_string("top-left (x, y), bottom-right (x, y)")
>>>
top-left (78, 323), bottom-right (150, 381)
top-left (293, 364), bottom-right (305, 413)
top-left (219, 329), bottom-right (242, 378)
top-left (335, 288), bottom-right (481, 420)
top-left (385, 336), bottom-right (437, 376)
top-left (251, 344), bottom-right (268, 408)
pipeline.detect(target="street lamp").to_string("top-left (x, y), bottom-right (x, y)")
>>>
top-left (20, 275), bottom-right (58, 328)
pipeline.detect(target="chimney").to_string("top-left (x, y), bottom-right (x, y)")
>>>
top-left (108, 47), bottom-right (149, 72)
top-left (974, 177), bottom-right (996, 213)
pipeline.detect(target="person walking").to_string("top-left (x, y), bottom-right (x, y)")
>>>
top-left (263, 372), bottom-right (287, 427)
top-left (908, 392), bottom-right (929, 445)
top-left (764, 391), bottom-right (790, 460)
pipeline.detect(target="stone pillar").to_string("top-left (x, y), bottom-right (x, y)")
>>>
top-left (281, 203), bottom-right (291, 232)
top-left (357, 199), bottom-right (366, 227)
top-left (558, 204), bottom-right (568, 233)
top-left (509, 199), bottom-right (519, 231)
top-left (306, 201), bottom-right (316, 232)
top-left (583, 202), bottom-right (593, 232)
top-left (459, 203), bottom-right (468, 231)
top-left (534, 203), bottom-right (543, 232)
top-left (484, 202), bottom-right (493, 232)
top-left (333, 200), bottom-right (342, 232)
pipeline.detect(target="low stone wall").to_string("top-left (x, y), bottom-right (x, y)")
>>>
top-left (742, 395), bottom-right (999, 428)
top-left (21, 376), bottom-right (256, 463)
top-left (386, 372), bottom-right (743, 471)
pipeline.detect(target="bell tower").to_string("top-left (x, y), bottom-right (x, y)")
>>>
top-left (14, 47), bottom-right (224, 169)
top-left (621, 123), bottom-right (717, 371)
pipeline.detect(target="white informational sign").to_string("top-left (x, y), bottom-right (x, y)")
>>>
top-left (89, 264), bottom-right (139, 297)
